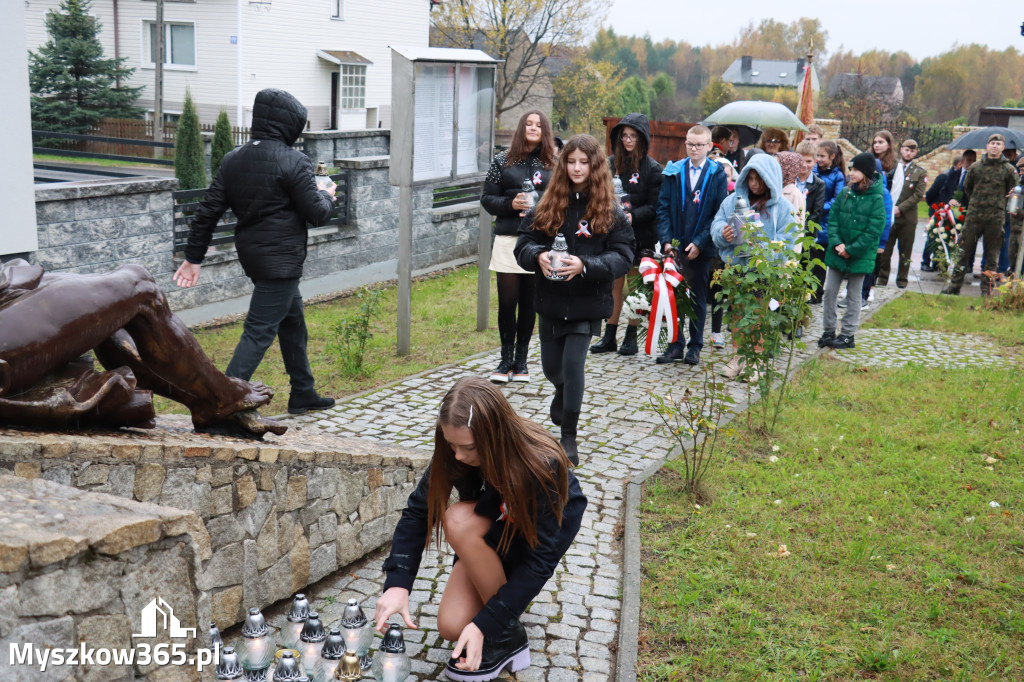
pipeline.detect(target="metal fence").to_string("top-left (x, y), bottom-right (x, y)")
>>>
top-left (172, 170), bottom-right (350, 253)
top-left (433, 181), bottom-right (482, 208)
top-left (843, 122), bottom-right (954, 156)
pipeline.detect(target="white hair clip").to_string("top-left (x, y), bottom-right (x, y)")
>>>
top-left (467, 404), bottom-right (474, 428)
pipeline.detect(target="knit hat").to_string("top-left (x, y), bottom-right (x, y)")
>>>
top-left (851, 152), bottom-right (875, 177)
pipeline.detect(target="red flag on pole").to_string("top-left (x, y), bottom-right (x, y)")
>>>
top-left (794, 54), bottom-right (814, 146)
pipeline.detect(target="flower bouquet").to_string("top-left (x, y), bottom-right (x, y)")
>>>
top-left (623, 247), bottom-right (695, 355)
top-left (928, 202), bottom-right (964, 283)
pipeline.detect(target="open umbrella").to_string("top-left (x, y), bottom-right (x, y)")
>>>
top-left (702, 101), bottom-right (809, 132)
top-left (947, 126), bottom-right (1024, 150)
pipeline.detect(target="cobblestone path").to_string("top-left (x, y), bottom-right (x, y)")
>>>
top-left (271, 287), bottom-right (1012, 680)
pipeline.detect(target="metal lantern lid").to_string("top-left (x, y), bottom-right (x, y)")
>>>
top-left (335, 650), bottom-right (361, 680)
top-left (340, 599), bottom-right (368, 629)
top-left (210, 621), bottom-right (223, 649)
top-left (379, 624), bottom-right (406, 654)
top-left (242, 608), bottom-right (269, 638)
top-left (215, 645), bottom-right (244, 680)
top-left (272, 650), bottom-right (304, 681)
top-left (287, 594), bottom-right (311, 624)
top-left (299, 611), bottom-right (326, 643)
top-left (320, 628), bottom-right (346, 660)
top-left (733, 195), bottom-right (749, 214)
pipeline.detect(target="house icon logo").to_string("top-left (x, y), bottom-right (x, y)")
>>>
top-left (132, 597), bottom-right (197, 639)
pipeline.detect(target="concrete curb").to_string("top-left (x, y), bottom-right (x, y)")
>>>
top-left (614, 291), bottom-right (902, 680)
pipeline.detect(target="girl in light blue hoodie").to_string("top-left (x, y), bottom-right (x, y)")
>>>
top-left (711, 153), bottom-right (799, 265)
top-left (710, 153), bottom-right (800, 379)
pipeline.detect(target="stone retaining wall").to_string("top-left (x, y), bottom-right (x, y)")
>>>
top-left (303, 129), bottom-right (391, 166)
top-left (0, 473), bottom-right (210, 681)
top-left (0, 424), bottom-right (429, 632)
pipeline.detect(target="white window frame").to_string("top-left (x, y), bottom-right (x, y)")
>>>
top-left (141, 19), bottom-right (198, 71)
top-left (331, 0), bottom-right (343, 20)
top-left (341, 63), bottom-right (366, 109)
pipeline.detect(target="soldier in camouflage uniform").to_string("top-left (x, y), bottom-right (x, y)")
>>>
top-left (942, 134), bottom-right (1019, 296)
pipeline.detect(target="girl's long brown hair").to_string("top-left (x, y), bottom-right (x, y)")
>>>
top-left (872, 130), bottom-right (897, 172)
top-left (613, 124), bottom-right (646, 177)
top-left (506, 110), bottom-right (557, 168)
top-left (532, 134), bottom-right (618, 237)
top-left (425, 376), bottom-right (570, 555)
top-left (817, 140), bottom-right (846, 180)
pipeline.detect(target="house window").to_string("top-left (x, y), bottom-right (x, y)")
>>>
top-left (341, 64), bottom-right (366, 109)
top-left (331, 0), bottom-right (343, 19)
top-left (146, 21), bottom-right (196, 67)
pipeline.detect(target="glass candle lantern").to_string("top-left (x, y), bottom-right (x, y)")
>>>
top-left (295, 611), bottom-right (326, 676)
top-left (236, 608), bottom-right (274, 682)
top-left (210, 621), bottom-right (224, 651)
top-left (371, 625), bottom-right (411, 682)
top-left (310, 628), bottom-right (345, 682)
top-left (279, 594), bottom-right (311, 650)
top-left (272, 650), bottom-right (304, 681)
top-left (334, 650), bottom-right (361, 681)
top-left (215, 645), bottom-right (245, 681)
top-left (339, 599), bottom-right (373, 669)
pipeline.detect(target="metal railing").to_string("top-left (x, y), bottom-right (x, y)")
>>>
top-left (172, 170), bottom-right (350, 253)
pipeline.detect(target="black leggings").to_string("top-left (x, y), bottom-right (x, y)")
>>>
top-left (495, 272), bottom-right (536, 347)
top-left (540, 333), bottom-right (590, 413)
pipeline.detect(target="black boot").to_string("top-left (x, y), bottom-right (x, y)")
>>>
top-left (444, 621), bottom-right (530, 681)
top-left (511, 343), bottom-right (530, 382)
top-left (560, 410), bottom-right (580, 466)
top-left (549, 385), bottom-right (564, 426)
top-left (589, 323), bottom-right (618, 353)
top-left (489, 344), bottom-right (514, 384)
top-left (617, 325), bottom-right (639, 356)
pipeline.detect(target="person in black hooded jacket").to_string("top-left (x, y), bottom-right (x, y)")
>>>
top-left (514, 134), bottom-right (633, 464)
top-left (175, 89), bottom-right (337, 415)
top-left (480, 111), bottom-right (557, 385)
top-left (589, 113), bottom-right (663, 357)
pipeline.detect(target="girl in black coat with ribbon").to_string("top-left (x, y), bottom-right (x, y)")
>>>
top-left (514, 134), bottom-right (634, 464)
top-left (590, 113), bottom-right (664, 356)
top-left (480, 111), bottom-right (557, 385)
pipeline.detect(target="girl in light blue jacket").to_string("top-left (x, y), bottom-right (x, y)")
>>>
top-left (711, 153), bottom-right (799, 265)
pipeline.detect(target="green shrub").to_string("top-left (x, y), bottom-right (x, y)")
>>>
top-left (210, 110), bottom-right (233, 179)
top-left (174, 88), bottom-right (206, 190)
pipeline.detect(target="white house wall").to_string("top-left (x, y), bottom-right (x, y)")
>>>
top-left (24, 0), bottom-right (429, 130)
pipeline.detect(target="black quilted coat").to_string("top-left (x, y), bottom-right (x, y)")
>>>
top-left (185, 89), bottom-right (336, 281)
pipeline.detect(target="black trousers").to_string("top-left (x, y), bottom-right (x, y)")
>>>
top-left (226, 277), bottom-right (315, 396)
top-left (539, 317), bottom-right (596, 413)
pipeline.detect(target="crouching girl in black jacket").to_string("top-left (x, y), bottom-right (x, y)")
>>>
top-left (514, 134), bottom-right (634, 463)
top-left (376, 376), bottom-right (586, 681)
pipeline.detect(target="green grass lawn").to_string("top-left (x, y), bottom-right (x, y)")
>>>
top-left (158, 265), bottom-right (499, 414)
top-left (639, 311), bottom-right (1024, 680)
top-left (34, 153), bottom-right (169, 168)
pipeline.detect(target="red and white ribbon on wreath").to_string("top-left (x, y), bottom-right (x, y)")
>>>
top-left (639, 256), bottom-right (684, 356)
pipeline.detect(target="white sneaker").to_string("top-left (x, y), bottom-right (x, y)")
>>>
top-left (867, 290), bottom-right (875, 302)
top-left (837, 298), bottom-right (848, 308)
top-left (711, 332), bottom-right (725, 349)
top-left (861, 301), bottom-right (870, 311)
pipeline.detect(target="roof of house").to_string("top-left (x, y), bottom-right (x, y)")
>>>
top-left (722, 58), bottom-right (818, 89)
top-left (826, 74), bottom-right (903, 99)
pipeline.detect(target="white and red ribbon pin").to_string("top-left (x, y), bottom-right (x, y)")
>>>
top-left (576, 219), bottom-right (591, 237)
top-left (532, 170), bottom-right (542, 185)
top-left (639, 256), bottom-right (684, 356)
top-left (693, 190), bottom-right (701, 204)
top-left (629, 172), bottom-right (640, 184)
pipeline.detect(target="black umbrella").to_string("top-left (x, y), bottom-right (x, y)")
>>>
top-left (947, 126), bottom-right (1024, 150)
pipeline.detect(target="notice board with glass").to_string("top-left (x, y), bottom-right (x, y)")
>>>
top-left (389, 47), bottom-right (497, 186)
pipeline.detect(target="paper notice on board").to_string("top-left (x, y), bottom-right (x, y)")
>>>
top-left (413, 64), bottom-right (455, 182)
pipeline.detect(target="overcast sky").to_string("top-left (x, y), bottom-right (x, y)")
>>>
top-left (602, 1), bottom-right (1023, 62)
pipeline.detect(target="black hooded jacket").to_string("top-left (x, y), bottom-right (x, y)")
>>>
top-left (607, 113), bottom-right (664, 250)
top-left (481, 147), bottom-right (553, 236)
top-left (185, 89), bottom-right (336, 281)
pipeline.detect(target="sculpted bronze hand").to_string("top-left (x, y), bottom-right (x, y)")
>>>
top-left (0, 260), bottom-right (286, 438)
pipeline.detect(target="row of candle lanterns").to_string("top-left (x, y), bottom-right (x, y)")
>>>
top-left (211, 594), bottom-right (411, 682)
